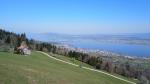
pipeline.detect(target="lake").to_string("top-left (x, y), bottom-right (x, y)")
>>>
top-left (27, 33), bottom-right (150, 57)
top-left (66, 39), bottom-right (150, 57)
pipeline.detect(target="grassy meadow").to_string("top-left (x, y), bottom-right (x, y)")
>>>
top-left (0, 51), bottom-right (136, 84)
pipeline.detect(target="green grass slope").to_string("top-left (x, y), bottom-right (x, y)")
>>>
top-left (0, 51), bottom-right (135, 84)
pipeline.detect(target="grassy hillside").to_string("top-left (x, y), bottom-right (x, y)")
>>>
top-left (0, 51), bottom-right (135, 84)
top-left (49, 53), bottom-right (138, 83)
top-left (49, 53), bottom-right (94, 68)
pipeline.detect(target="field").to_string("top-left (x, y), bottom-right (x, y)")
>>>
top-left (0, 51), bottom-right (136, 84)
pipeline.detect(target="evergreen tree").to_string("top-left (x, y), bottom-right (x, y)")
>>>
top-left (5, 36), bottom-right (11, 44)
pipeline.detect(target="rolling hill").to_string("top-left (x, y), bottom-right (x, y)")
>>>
top-left (0, 51), bottom-right (137, 84)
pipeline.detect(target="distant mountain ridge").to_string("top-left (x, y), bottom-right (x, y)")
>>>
top-left (27, 32), bottom-right (150, 43)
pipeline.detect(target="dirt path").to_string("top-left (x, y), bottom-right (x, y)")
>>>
top-left (37, 51), bottom-right (136, 84)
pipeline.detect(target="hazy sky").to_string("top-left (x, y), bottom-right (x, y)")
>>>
top-left (0, 0), bottom-right (150, 34)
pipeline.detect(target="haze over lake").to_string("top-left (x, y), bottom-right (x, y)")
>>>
top-left (27, 33), bottom-right (150, 57)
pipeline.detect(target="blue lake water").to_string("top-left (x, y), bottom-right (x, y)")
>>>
top-left (67, 39), bottom-right (150, 57)
top-left (27, 33), bottom-right (150, 57)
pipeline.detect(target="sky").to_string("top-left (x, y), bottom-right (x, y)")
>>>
top-left (0, 0), bottom-right (150, 35)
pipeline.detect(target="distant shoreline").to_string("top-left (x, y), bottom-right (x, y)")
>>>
top-left (56, 42), bottom-right (150, 59)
